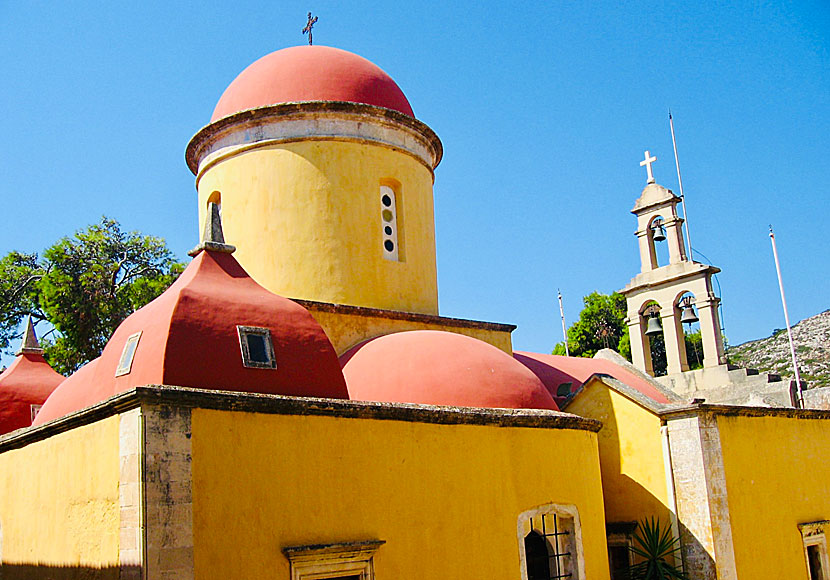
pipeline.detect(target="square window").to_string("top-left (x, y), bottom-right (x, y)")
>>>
top-left (115, 331), bottom-right (142, 377)
top-left (237, 326), bottom-right (277, 369)
top-left (282, 540), bottom-right (384, 580)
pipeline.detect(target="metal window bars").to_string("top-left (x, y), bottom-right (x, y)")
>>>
top-left (530, 513), bottom-right (573, 579)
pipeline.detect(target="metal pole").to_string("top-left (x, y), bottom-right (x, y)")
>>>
top-left (669, 111), bottom-right (693, 260)
top-left (769, 226), bottom-right (803, 407)
top-left (558, 290), bottom-right (569, 356)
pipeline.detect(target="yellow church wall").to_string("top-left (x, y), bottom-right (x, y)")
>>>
top-left (0, 416), bottom-right (121, 574)
top-left (565, 380), bottom-right (672, 525)
top-left (716, 413), bottom-right (830, 579)
top-left (305, 306), bottom-right (514, 354)
top-left (190, 408), bottom-right (610, 579)
top-left (196, 140), bottom-right (439, 315)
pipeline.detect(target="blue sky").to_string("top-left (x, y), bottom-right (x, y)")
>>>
top-left (1, 1), bottom-right (828, 364)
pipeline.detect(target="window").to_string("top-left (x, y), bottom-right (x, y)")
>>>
top-left (115, 331), bottom-right (142, 377)
top-left (519, 504), bottom-right (584, 580)
top-left (30, 404), bottom-right (42, 423)
top-left (606, 522), bottom-right (637, 580)
top-left (800, 521), bottom-right (830, 580)
top-left (237, 326), bottom-right (277, 369)
top-left (380, 185), bottom-right (400, 261)
top-left (282, 540), bottom-right (384, 580)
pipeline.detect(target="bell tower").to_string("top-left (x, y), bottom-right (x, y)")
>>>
top-left (620, 151), bottom-right (726, 376)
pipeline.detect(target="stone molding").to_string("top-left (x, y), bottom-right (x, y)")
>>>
top-left (282, 540), bottom-right (384, 580)
top-left (186, 101), bottom-right (443, 180)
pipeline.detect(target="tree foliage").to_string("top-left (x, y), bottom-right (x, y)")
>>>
top-left (553, 291), bottom-right (630, 359)
top-left (0, 218), bottom-right (184, 374)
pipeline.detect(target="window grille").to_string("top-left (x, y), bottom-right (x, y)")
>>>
top-left (528, 513), bottom-right (573, 579)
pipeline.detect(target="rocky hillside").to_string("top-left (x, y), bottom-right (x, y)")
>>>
top-left (728, 310), bottom-right (830, 389)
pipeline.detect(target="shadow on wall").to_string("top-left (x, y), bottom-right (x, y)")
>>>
top-left (0, 564), bottom-right (139, 580)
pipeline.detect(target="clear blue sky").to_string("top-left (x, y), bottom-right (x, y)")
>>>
top-left (1, 1), bottom-right (828, 364)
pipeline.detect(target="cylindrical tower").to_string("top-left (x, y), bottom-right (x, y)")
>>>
top-left (186, 46), bottom-right (443, 314)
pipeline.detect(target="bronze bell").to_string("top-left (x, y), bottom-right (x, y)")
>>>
top-left (645, 315), bottom-right (663, 336)
top-left (652, 222), bottom-right (667, 242)
top-left (680, 304), bottom-right (699, 325)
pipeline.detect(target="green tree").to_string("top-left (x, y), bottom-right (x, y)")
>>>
top-left (553, 291), bottom-right (629, 359)
top-left (0, 218), bottom-right (184, 374)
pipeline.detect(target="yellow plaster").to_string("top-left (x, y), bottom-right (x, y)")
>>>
top-left (197, 140), bottom-right (439, 314)
top-left (306, 308), bottom-right (514, 354)
top-left (190, 409), bottom-right (610, 579)
top-left (717, 414), bottom-right (830, 578)
top-left (0, 416), bottom-right (121, 570)
top-left (565, 380), bottom-right (672, 524)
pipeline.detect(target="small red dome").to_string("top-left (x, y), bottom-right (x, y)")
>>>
top-left (0, 351), bottom-right (64, 434)
top-left (35, 248), bottom-right (348, 425)
top-left (341, 331), bottom-right (559, 411)
top-left (211, 45), bottom-right (414, 122)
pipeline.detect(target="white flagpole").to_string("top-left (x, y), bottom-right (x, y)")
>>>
top-left (558, 290), bottom-right (569, 356)
top-left (769, 226), bottom-right (803, 407)
top-left (669, 110), bottom-right (693, 260)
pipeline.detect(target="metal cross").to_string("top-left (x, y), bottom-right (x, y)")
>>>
top-left (640, 150), bottom-right (657, 184)
top-left (302, 12), bottom-right (318, 45)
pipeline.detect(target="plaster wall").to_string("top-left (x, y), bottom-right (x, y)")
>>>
top-left (190, 409), bottom-right (610, 579)
top-left (196, 140), bottom-right (439, 314)
top-left (566, 383), bottom-right (672, 525)
top-left (0, 416), bottom-right (121, 574)
top-left (716, 413), bottom-right (830, 579)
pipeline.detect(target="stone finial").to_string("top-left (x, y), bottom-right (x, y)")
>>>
top-left (16, 315), bottom-right (44, 356)
top-left (188, 202), bottom-right (236, 256)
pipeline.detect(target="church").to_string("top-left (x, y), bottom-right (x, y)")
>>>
top-left (1, 43), bottom-right (829, 580)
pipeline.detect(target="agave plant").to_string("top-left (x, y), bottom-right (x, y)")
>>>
top-left (626, 517), bottom-right (688, 580)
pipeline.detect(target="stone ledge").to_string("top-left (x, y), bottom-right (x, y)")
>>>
top-left (659, 402), bottom-right (830, 420)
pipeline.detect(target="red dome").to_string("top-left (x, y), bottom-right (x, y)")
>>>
top-left (0, 351), bottom-right (64, 434)
top-left (35, 248), bottom-right (348, 425)
top-left (211, 45), bottom-right (414, 122)
top-left (341, 331), bottom-right (559, 411)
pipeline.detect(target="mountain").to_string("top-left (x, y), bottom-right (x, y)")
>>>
top-left (728, 310), bottom-right (830, 389)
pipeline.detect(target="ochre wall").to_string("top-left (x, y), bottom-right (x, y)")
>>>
top-left (307, 308), bottom-right (514, 355)
top-left (196, 141), bottom-right (439, 314)
top-left (0, 416), bottom-right (121, 573)
top-left (566, 381), bottom-right (672, 525)
top-left (717, 414), bottom-right (830, 578)
top-left (191, 409), bottom-right (610, 579)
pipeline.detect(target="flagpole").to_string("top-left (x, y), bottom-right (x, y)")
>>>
top-left (669, 110), bottom-right (693, 260)
top-left (769, 226), bottom-right (803, 407)
top-left (558, 290), bottom-right (569, 356)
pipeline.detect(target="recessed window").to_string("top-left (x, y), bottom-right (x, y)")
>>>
top-left (115, 331), bottom-right (142, 377)
top-left (519, 504), bottom-right (584, 580)
top-left (282, 540), bottom-right (384, 580)
top-left (801, 521), bottom-right (830, 580)
top-left (237, 326), bottom-right (277, 369)
top-left (380, 184), bottom-right (400, 261)
top-left (30, 404), bottom-right (42, 423)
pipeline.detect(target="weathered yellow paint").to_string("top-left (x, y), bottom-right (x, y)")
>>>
top-left (0, 416), bottom-right (121, 570)
top-left (191, 409), bottom-right (610, 579)
top-left (306, 307), bottom-right (514, 354)
top-left (197, 140), bottom-right (439, 314)
top-left (565, 379), bottom-right (672, 525)
top-left (717, 414), bottom-right (830, 578)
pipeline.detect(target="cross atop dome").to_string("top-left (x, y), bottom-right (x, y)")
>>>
top-left (640, 150), bottom-right (657, 184)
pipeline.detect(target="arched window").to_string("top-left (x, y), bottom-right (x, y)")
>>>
top-left (519, 505), bottom-right (583, 580)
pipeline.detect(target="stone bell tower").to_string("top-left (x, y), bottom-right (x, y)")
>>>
top-left (620, 151), bottom-right (726, 377)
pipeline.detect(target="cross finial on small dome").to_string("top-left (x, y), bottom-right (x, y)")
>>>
top-left (16, 315), bottom-right (43, 356)
top-left (189, 202), bottom-right (236, 256)
top-left (302, 12), bottom-right (318, 45)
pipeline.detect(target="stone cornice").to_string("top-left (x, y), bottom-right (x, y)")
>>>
top-left (186, 101), bottom-right (443, 180)
top-left (659, 402), bottom-right (830, 420)
top-left (621, 262), bottom-right (721, 295)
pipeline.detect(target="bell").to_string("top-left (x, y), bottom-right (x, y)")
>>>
top-left (645, 315), bottom-right (663, 336)
top-left (681, 304), bottom-right (699, 325)
top-left (652, 223), bottom-right (667, 242)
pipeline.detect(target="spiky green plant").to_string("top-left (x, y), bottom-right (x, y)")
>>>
top-left (626, 517), bottom-right (688, 580)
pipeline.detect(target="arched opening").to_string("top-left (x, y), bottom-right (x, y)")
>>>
top-left (648, 215), bottom-right (669, 268)
top-left (677, 291), bottom-right (703, 370)
top-left (525, 530), bottom-right (551, 580)
top-left (641, 301), bottom-right (667, 376)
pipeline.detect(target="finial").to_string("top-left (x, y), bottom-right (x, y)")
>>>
top-left (640, 150), bottom-right (657, 184)
top-left (188, 202), bottom-right (236, 256)
top-left (16, 315), bottom-right (44, 356)
top-left (302, 12), bottom-right (318, 45)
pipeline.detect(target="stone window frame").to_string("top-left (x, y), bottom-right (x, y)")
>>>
top-left (517, 503), bottom-right (586, 580)
top-left (281, 540), bottom-right (384, 580)
top-left (237, 325), bottom-right (277, 369)
top-left (606, 521), bottom-right (637, 580)
top-left (115, 331), bottom-right (142, 377)
top-left (800, 520), bottom-right (830, 580)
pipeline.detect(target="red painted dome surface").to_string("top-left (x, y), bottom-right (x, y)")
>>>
top-left (211, 45), bottom-right (414, 122)
top-left (513, 352), bottom-right (672, 407)
top-left (0, 352), bottom-right (64, 434)
top-left (341, 331), bottom-right (559, 411)
top-left (35, 249), bottom-right (348, 425)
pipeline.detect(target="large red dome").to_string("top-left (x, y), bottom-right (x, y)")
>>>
top-left (341, 331), bottom-right (559, 411)
top-left (211, 45), bottom-right (414, 122)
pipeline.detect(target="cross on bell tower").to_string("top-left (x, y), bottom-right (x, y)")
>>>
top-left (640, 150), bottom-right (657, 184)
